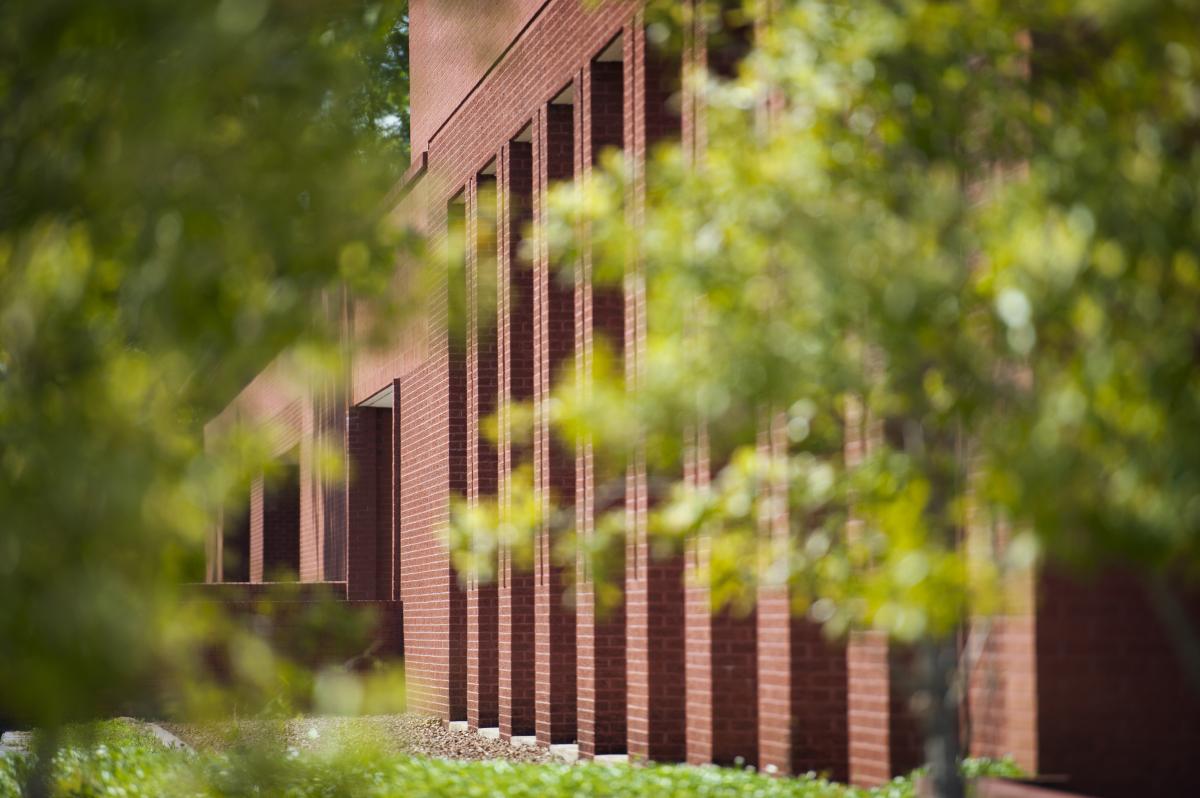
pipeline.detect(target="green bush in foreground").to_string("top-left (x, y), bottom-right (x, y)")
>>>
top-left (0, 742), bottom-right (1021, 798)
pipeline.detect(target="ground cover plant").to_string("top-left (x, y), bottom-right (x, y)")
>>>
top-left (0, 727), bottom-right (1022, 798)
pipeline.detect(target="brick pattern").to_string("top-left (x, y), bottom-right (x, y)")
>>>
top-left (204, 366), bottom-right (322, 583)
top-left (391, 377), bottom-right (403, 600)
top-left (623, 17), bottom-right (688, 764)
top-left (248, 477), bottom-right (265, 582)
top-left (317, 371), bottom-right (348, 583)
top-left (396, 202), bottom-right (467, 719)
top-left (966, 522), bottom-right (1038, 776)
top-left (843, 382), bottom-right (922, 787)
top-left (1034, 570), bottom-right (1200, 798)
top-left (421, 3), bottom-right (636, 212)
top-left (497, 139), bottom-right (538, 739)
top-left (447, 200), bottom-right (470, 721)
top-left (685, 422), bottom-right (759, 766)
top-left (468, 172), bottom-right (501, 729)
top-left (533, 100), bottom-right (578, 745)
top-left (574, 53), bottom-right (628, 759)
top-left (847, 631), bottom-right (894, 786)
top-left (756, 415), bottom-right (848, 778)
top-left (687, 558), bottom-right (760, 766)
top-left (409, 0), bottom-right (545, 155)
top-left (968, 613), bottom-right (1038, 770)
top-left (791, 615), bottom-right (849, 778)
top-left (681, 23), bottom-right (757, 767)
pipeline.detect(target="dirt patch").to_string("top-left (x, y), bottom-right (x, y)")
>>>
top-left (162, 714), bottom-right (555, 764)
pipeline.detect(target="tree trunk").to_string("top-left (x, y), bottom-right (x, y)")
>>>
top-left (1144, 575), bottom-right (1200, 698)
top-left (919, 636), bottom-right (965, 798)
top-left (25, 727), bottom-right (58, 798)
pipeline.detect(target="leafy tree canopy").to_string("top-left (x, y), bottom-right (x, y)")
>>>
top-left (0, 0), bottom-right (410, 730)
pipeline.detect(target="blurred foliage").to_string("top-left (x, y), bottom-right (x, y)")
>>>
top-left (172, 587), bottom-right (406, 724)
top-left (0, 0), bottom-right (412, 734)
top-left (536, 0), bottom-right (1200, 647)
top-left (0, 734), bottom-right (1023, 798)
top-left (359, 11), bottom-right (412, 177)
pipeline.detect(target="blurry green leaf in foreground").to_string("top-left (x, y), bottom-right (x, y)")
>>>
top-left (538, 1), bottom-right (1200, 796)
top-left (0, 0), bottom-right (410, 730)
top-left (547, 0), bottom-right (1200, 648)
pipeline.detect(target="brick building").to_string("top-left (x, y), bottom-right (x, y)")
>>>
top-left (204, 2), bottom-right (1200, 796)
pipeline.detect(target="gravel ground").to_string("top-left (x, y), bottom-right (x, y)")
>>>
top-left (162, 714), bottom-right (556, 764)
top-left (0, 731), bottom-right (32, 753)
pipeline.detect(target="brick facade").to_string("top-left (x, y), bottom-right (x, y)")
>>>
top-left (533, 99), bottom-right (579, 745)
top-left (203, 2), bottom-right (1200, 794)
top-left (574, 50), bottom-right (628, 758)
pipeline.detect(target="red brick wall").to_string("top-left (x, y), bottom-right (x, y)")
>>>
top-left (680, 25), bottom-right (758, 765)
top-left (791, 618), bottom-right (850, 778)
top-left (685, 426), bottom-right (759, 767)
top-left (396, 192), bottom-right (466, 717)
top-left (249, 476), bottom-right (265, 582)
top-left (447, 205), bottom-right (470, 721)
top-left (402, 0), bottom-right (637, 724)
top-left (1034, 570), bottom-right (1200, 798)
top-left (575, 51), bottom-right (628, 759)
top-left (409, 0), bottom-right (546, 156)
top-left (967, 564), bottom-right (1038, 775)
top-left (756, 415), bottom-right (849, 779)
top-left (847, 631), bottom-right (921, 786)
top-left (533, 98), bottom-right (579, 746)
top-left (623, 17), bottom-right (689, 764)
top-left (498, 139), bottom-right (537, 739)
top-left (390, 377), bottom-right (403, 600)
top-left (206, 367), bottom-right (324, 585)
top-left (757, 583), bottom-right (793, 772)
top-left (468, 172), bottom-right (501, 729)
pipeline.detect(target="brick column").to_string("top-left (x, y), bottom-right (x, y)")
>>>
top-left (447, 199), bottom-right (470, 721)
top-left (846, 633), bottom-right (922, 785)
top-left (843, 398), bottom-right (920, 785)
top-left (391, 377), bottom-right (403, 601)
top-left (679, 15), bottom-right (759, 767)
top-left (755, 414), bottom-right (848, 777)
top-left (314, 371), bottom-right (348, 583)
top-left (498, 138), bottom-right (537, 740)
top-left (399, 202), bottom-right (467, 720)
top-left (684, 428), bottom-right (759, 765)
top-left (297, 402), bottom-right (320, 583)
top-left (575, 52), bottom-right (629, 759)
top-left (623, 18), bottom-right (687, 763)
top-left (965, 515), bottom-right (1038, 773)
top-left (467, 171), bottom-right (501, 729)
top-left (249, 475), bottom-right (265, 582)
top-left (533, 99), bottom-right (578, 746)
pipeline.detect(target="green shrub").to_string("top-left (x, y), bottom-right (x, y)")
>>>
top-left (0, 743), bottom-right (1022, 798)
